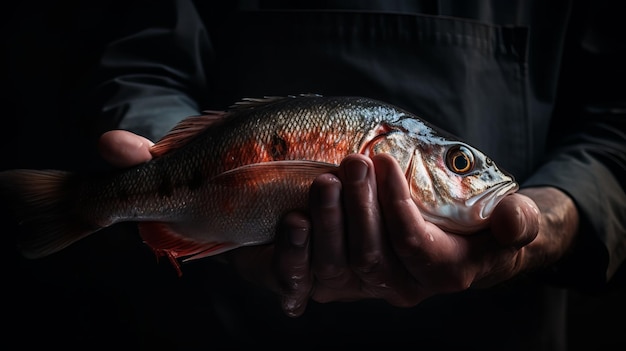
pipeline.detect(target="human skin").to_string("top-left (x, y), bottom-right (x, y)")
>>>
top-left (99, 130), bottom-right (579, 317)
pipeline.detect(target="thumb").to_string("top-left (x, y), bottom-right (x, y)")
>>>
top-left (490, 193), bottom-right (540, 249)
top-left (98, 130), bottom-right (154, 168)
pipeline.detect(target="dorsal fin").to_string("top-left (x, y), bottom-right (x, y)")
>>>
top-left (229, 95), bottom-right (294, 111)
top-left (228, 93), bottom-right (323, 112)
top-left (149, 94), bottom-right (324, 157)
top-left (150, 111), bottom-right (227, 157)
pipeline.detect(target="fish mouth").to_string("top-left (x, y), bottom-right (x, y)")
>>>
top-left (465, 181), bottom-right (519, 220)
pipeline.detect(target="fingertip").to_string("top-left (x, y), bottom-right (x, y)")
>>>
top-left (311, 172), bottom-right (341, 189)
top-left (342, 153), bottom-right (372, 164)
top-left (282, 295), bottom-right (309, 318)
top-left (310, 173), bottom-right (342, 209)
top-left (370, 152), bottom-right (398, 165)
top-left (337, 154), bottom-right (374, 185)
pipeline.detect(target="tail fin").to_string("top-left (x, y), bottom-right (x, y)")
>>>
top-left (0, 169), bottom-right (101, 259)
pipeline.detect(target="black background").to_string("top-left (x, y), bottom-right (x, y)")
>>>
top-left (2, 1), bottom-right (624, 350)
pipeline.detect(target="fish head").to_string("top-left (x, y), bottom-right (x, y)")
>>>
top-left (403, 140), bottom-right (518, 234)
top-left (362, 116), bottom-right (518, 234)
top-left (365, 123), bottom-right (517, 233)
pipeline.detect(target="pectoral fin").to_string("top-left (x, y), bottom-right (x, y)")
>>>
top-left (209, 160), bottom-right (339, 186)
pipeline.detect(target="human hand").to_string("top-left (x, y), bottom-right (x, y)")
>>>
top-left (277, 153), bottom-right (578, 317)
top-left (98, 131), bottom-right (579, 318)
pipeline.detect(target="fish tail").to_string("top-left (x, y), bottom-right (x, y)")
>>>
top-left (0, 169), bottom-right (101, 259)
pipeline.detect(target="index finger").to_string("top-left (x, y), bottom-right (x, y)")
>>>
top-left (372, 153), bottom-right (473, 294)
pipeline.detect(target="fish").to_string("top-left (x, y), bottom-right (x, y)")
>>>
top-left (0, 94), bottom-right (518, 275)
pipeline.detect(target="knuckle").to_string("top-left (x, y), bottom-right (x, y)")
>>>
top-left (394, 234), bottom-right (422, 256)
top-left (352, 251), bottom-right (385, 275)
top-left (314, 264), bottom-right (351, 284)
top-left (317, 216), bottom-right (343, 232)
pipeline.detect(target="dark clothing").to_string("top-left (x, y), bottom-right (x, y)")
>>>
top-left (3, 0), bottom-right (625, 350)
top-left (90, 0), bottom-right (626, 285)
top-left (82, 1), bottom-right (626, 349)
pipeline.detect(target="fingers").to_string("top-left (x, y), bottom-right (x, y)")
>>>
top-left (372, 153), bottom-right (474, 296)
top-left (274, 211), bottom-right (313, 317)
top-left (371, 153), bottom-right (439, 298)
top-left (309, 173), bottom-right (353, 289)
top-left (304, 153), bottom-right (539, 307)
top-left (338, 156), bottom-right (391, 281)
top-left (98, 130), bottom-right (154, 168)
top-left (371, 153), bottom-right (429, 259)
top-left (310, 154), bottom-right (413, 303)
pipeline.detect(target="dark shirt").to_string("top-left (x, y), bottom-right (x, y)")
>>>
top-left (92, 0), bottom-right (625, 282)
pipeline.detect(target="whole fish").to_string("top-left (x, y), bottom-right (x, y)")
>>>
top-left (0, 94), bottom-right (518, 274)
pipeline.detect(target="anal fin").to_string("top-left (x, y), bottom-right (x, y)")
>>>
top-left (138, 222), bottom-right (240, 276)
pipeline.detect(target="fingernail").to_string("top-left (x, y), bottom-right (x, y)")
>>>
top-left (345, 159), bottom-right (369, 181)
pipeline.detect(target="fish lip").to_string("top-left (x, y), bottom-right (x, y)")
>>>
top-left (417, 180), bottom-right (518, 235)
top-left (465, 181), bottom-right (519, 220)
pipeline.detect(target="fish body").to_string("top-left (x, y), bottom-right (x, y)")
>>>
top-left (0, 95), bottom-right (517, 273)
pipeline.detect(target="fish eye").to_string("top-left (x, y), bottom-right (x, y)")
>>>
top-left (446, 145), bottom-right (474, 174)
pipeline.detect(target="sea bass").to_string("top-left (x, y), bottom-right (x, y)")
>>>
top-left (0, 95), bottom-right (517, 274)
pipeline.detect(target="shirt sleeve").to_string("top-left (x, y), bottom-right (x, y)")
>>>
top-left (83, 0), bottom-right (211, 142)
top-left (523, 1), bottom-right (626, 290)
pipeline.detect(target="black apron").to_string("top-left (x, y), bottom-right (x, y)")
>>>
top-left (187, 2), bottom-right (567, 349)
